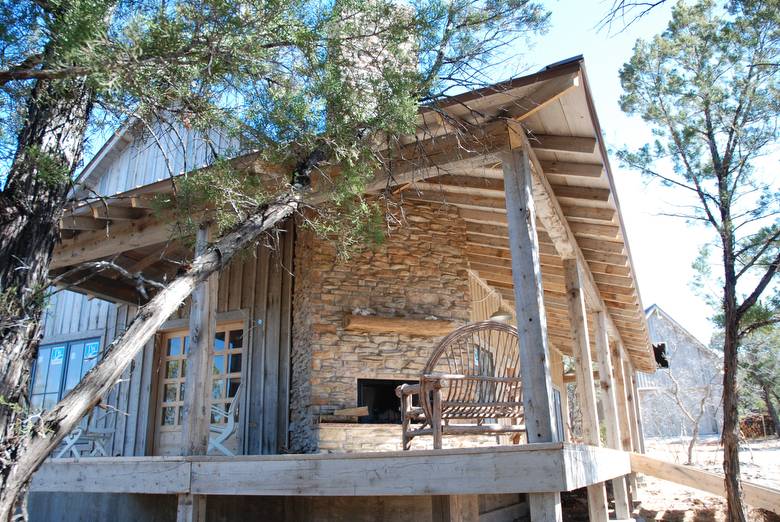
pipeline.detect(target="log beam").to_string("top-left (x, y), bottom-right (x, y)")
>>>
top-left (501, 146), bottom-right (562, 521)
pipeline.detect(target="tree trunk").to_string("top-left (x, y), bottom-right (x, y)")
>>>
top-left (0, 76), bottom-right (93, 517)
top-left (0, 195), bottom-right (299, 521)
top-left (722, 307), bottom-right (746, 521)
top-left (762, 385), bottom-right (780, 439)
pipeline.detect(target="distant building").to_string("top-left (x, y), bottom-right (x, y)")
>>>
top-left (637, 305), bottom-right (722, 439)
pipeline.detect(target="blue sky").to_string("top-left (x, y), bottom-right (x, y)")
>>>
top-left (520, 0), bottom-right (717, 344)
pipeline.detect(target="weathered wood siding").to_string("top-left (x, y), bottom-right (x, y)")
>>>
top-left (86, 121), bottom-right (240, 197)
top-left (38, 224), bottom-right (294, 457)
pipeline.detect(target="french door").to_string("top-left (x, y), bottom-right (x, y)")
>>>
top-left (153, 322), bottom-right (244, 456)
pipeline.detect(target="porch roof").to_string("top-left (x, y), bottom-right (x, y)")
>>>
top-left (50, 56), bottom-right (654, 371)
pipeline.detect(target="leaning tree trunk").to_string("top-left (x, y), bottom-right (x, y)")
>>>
top-left (0, 76), bottom-right (93, 513)
top-left (0, 194), bottom-right (300, 521)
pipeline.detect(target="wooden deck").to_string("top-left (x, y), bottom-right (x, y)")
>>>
top-left (31, 443), bottom-right (629, 497)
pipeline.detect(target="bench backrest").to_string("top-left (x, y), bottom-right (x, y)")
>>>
top-left (421, 321), bottom-right (523, 421)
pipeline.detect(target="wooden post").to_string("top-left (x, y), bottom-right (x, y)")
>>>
top-left (431, 495), bottom-right (480, 522)
top-left (560, 366), bottom-right (571, 442)
top-left (611, 344), bottom-right (634, 452)
top-left (179, 223), bottom-right (217, 522)
top-left (177, 493), bottom-right (206, 522)
top-left (432, 383), bottom-right (443, 450)
top-left (630, 367), bottom-right (646, 454)
top-left (593, 312), bottom-right (631, 519)
top-left (563, 259), bottom-right (609, 522)
top-left (623, 360), bottom-right (643, 498)
top-left (502, 147), bottom-right (562, 522)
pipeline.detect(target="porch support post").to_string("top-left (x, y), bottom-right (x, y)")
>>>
top-left (563, 259), bottom-right (608, 522)
top-left (177, 493), bottom-right (206, 522)
top-left (593, 311), bottom-right (631, 519)
top-left (179, 222), bottom-right (217, 522)
top-left (611, 343), bottom-right (636, 505)
top-left (611, 344), bottom-right (634, 452)
top-left (431, 495), bottom-right (480, 522)
top-left (629, 366), bottom-right (646, 453)
top-left (501, 146), bottom-right (562, 522)
top-left (623, 360), bottom-right (643, 497)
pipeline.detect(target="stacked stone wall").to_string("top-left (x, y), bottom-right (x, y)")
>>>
top-left (289, 201), bottom-right (472, 452)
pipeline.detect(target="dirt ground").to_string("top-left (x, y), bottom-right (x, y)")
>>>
top-left (633, 436), bottom-right (780, 521)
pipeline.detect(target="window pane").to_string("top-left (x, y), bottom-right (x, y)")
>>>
top-left (167, 337), bottom-right (181, 356)
top-left (214, 332), bottom-right (225, 351)
top-left (80, 341), bottom-right (100, 379)
top-left (184, 336), bottom-right (190, 354)
top-left (229, 330), bottom-right (243, 349)
top-left (212, 355), bottom-right (224, 375)
top-left (179, 383), bottom-right (185, 401)
top-left (30, 394), bottom-right (43, 411)
top-left (228, 378), bottom-right (240, 398)
top-left (177, 407), bottom-right (184, 425)
top-left (32, 348), bottom-right (50, 395)
top-left (166, 361), bottom-right (180, 379)
top-left (164, 384), bottom-right (177, 402)
top-left (64, 344), bottom-right (84, 393)
top-left (45, 346), bottom-right (65, 394)
top-left (212, 379), bottom-right (224, 399)
top-left (42, 393), bottom-right (58, 411)
top-left (83, 341), bottom-right (100, 362)
top-left (229, 353), bottom-right (242, 373)
top-left (162, 407), bottom-right (176, 426)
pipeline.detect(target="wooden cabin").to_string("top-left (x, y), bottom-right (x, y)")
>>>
top-left (29, 56), bottom-right (654, 522)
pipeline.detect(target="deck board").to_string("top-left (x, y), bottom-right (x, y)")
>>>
top-left (31, 443), bottom-right (629, 497)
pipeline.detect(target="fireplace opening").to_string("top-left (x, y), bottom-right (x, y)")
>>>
top-left (357, 378), bottom-right (419, 424)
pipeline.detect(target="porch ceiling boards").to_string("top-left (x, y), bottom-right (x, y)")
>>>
top-left (393, 58), bottom-right (654, 371)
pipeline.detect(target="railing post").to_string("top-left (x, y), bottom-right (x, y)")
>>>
top-left (502, 146), bottom-right (562, 521)
top-left (563, 259), bottom-right (609, 522)
top-left (594, 311), bottom-right (632, 518)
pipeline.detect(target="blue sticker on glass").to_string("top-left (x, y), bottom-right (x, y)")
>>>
top-left (85, 342), bottom-right (100, 359)
top-left (50, 346), bottom-right (65, 365)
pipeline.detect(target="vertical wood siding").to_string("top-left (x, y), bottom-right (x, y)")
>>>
top-left (91, 122), bottom-right (240, 197)
top-left (39, 223), bottom-right (295, 457)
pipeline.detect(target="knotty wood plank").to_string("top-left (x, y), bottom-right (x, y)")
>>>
top-left (344, 315), bottom-right (458, 336)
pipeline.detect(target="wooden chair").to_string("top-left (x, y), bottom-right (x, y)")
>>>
top-left (396, 321), bottom-right (526, 450)
top-left (208, 384), bottom-right (241, 456)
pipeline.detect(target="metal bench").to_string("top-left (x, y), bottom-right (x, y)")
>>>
top-left (208, 384), bottom-right (241, 456)
top-left (54, 409), bottom-right (116, 460)
top-left (396, 321), bottom-right (526, 449)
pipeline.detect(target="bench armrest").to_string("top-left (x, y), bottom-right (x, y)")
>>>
top-left (395, 383), bottom-right (420, 398)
